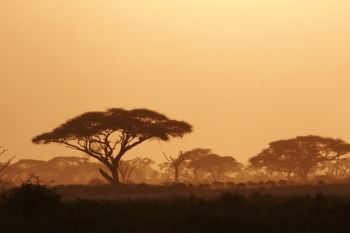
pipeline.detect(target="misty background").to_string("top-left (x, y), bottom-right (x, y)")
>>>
top-left (1, 0), bottom-right (350, 163)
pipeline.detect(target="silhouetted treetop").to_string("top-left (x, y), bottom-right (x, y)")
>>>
top-left (182, 148), bottom-right (212, 161)
top-left (33, 108), bottom-right (192, 144)
top-left (168, 148), bottom-right (243, 182)
top-left (249, 135), bottom-right (350, 181)
top-left (32, 108), bottom-right (192, 184)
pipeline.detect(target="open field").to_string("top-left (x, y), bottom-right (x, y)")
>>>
top-left (51, 183), bottom-right (350, 201)
top-left (1, 183), bottom-right (350, 233)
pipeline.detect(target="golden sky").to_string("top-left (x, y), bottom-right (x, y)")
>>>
top-left (1, 0), bottom-right (350, 164)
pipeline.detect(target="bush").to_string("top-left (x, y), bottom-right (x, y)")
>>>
top-left (220, 191), bottom-right (245, 204)
top-left (1, 183), bottom-right (62, 215)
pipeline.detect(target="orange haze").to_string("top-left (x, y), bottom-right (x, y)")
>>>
top-left (1, 0), bottom-right (350, 164)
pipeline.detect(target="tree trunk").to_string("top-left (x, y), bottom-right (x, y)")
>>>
top-left (217, 171), bottom-right (223, 182)
top-left (300, 171), bottom-right (309, 182)
top-left (126, 167), bottom-right (135, 183)
top-left (174, 165), bottom-right (179, 183)
top-left (210, 169), bottom-right (217, 181)
top-left (111, 165), bottom-right (120, 184)
top-left (99, 159), bottom-right (121, 185)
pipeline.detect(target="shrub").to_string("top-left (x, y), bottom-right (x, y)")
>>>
top-left (226, 181), bottom-right (235, 187)
top-left (220, 191), bottom-right (245, 204)
top-left (212, 181), bottom-right (225, 187)
top-left (265, 180), bottom-right (277, 187)
top-left (1, 183), bottom-right (62, 215)
top-left (278, 180), bottom-right (288, 186)
top-left (237, 182), bottom-right (246, 188)
top-left (88, 178), bottom-right (106, 186)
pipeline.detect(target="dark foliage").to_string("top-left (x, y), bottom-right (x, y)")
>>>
top-left (1, 183), bottom-right (61, 215)
top-left (250, 135), bottom-right (350, 181)
top-left (32, 108), bottom-right (192, 184)
top-left (1, 187), bottom-right (350, 233)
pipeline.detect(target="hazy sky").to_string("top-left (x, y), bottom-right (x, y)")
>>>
top-left (1, 0), bottom-right (350, 164)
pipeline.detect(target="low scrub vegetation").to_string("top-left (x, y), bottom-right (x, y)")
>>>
top-left (1, 183), bottom-right (350, 233)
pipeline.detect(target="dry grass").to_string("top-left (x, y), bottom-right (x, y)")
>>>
top-left (55, 183), bottom-right (350, 201)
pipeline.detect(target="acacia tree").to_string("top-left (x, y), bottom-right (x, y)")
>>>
top-left (188, 153), bottom-right (242, 182)
top-left (159, 149), bottom-right (212, 182)
top-left (249, 135), bottom-right (350, 181)
top-left (163, 151), bottom-right (187, 183)
top-left (32, 108), bottom-right (192, 184)
top-left (178, 148), bottom-right (242, 182)
top-left (181, 148), bottom-right (212, 182)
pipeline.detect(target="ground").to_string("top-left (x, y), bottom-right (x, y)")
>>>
top-left (1, 183), bottom-right (350, 233)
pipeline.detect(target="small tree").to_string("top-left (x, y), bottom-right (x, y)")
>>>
top-left (32, 108), bottom-right (192, 184)
top-left (163, 151), bottom-right (187, 183)
top-left (249, 136), bottom-right (350, 181)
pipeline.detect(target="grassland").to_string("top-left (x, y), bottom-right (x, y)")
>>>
top-left (55, 182), bottom-right (350, 201)
top-left (1, 183), bottom-right (350, 233)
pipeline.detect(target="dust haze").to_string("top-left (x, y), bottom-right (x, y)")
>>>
top-left (1, 1), bottom-right (350, 233)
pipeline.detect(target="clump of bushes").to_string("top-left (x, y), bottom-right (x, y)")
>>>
top-left (1, 180), bottom-right (62, 215)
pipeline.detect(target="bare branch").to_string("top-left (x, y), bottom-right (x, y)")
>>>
top-left (0, 146), bottom-right (8, 157)
top-left (163, 152), bottom-right (173, 163)
top-left (0, 155), bottom-right (15, 174)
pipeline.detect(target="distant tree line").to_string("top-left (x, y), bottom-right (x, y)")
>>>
top-left (160, 149), bottom-right (242, 183)
top-left (29, 108), bottom-right (350, 185)
top-left (0, 156), bottom-right (158, 186)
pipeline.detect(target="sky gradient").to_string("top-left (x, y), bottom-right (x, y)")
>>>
top-left (1, 0), bottom-right (350, 164)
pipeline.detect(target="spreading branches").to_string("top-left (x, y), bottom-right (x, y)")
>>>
top-left (249, 135), bottom-right (350, 181)
top-left (163, 151), bottom-right (187, 168)
top-left (162, 151), bottom-right (189, 183)
top-left (32, 108), bottom-right (192, 184)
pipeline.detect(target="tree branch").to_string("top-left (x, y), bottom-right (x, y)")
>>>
top-left (0, 155), bottom-right (15, 174)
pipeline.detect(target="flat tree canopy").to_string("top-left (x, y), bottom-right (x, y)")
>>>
top-left (187, 153), bottom-right (242, 182)
top-left (249, 135), bottom-right (350, 181)
top-left (32, 108), bottom-right (192, 184)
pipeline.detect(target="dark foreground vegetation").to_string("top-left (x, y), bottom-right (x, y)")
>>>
top-left (1, 183), bottom-right (350, 233)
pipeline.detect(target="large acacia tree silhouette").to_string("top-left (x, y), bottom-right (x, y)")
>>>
top-left (32, 108), bottom-right (192, 184)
